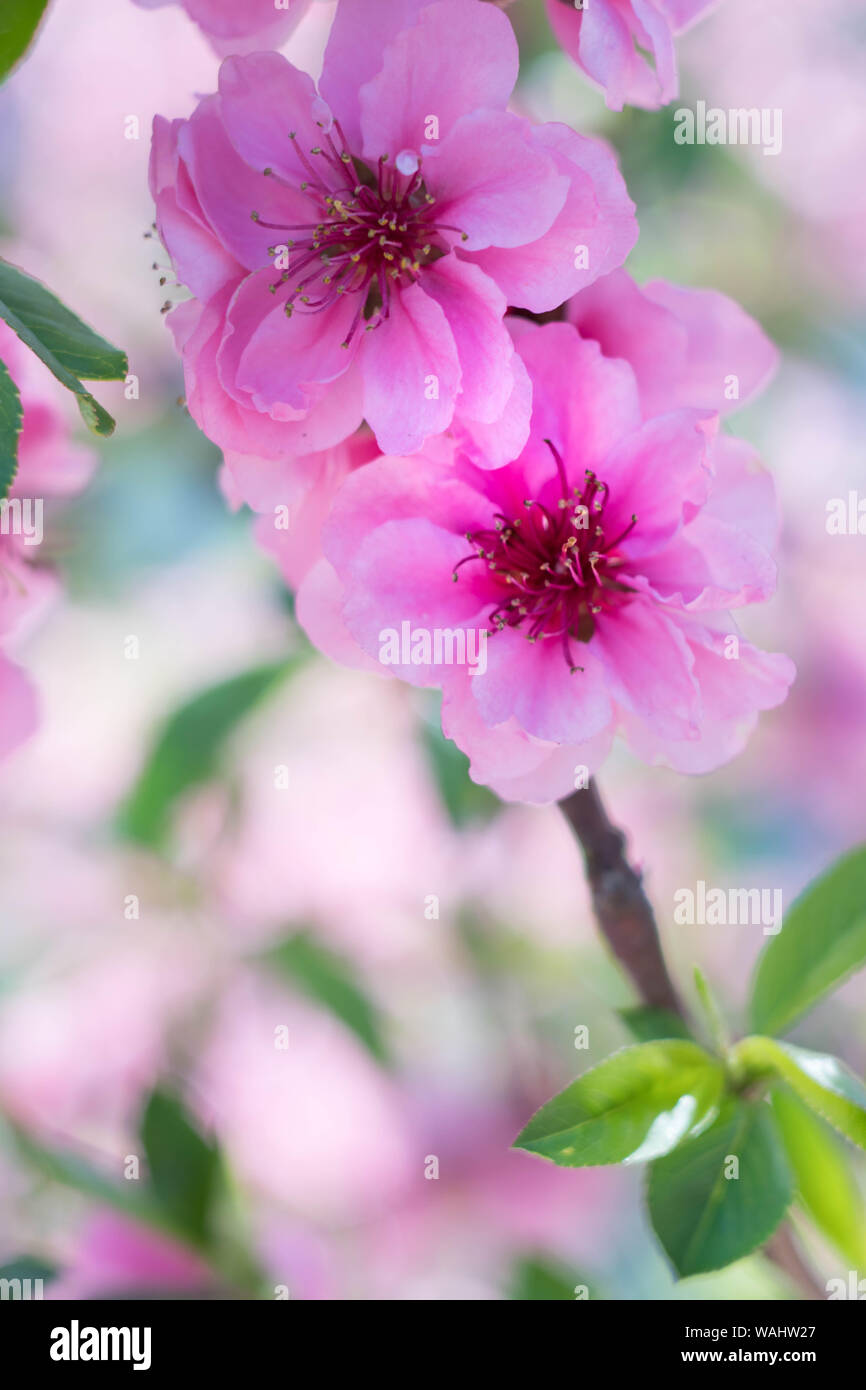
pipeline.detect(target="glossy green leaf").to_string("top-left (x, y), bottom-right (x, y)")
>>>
top-left (265, 931), bottom-right (389, 1065)
top-left (771, 1088), bottom-right (866, 1267)
top-left (513, 1041), bottom-right (724, 1167)
top-left (750, 845), bottom-right (866, 1036)
top-left (0, 356), bottom-right (22, 498)
top-left (0, 0), bottom-right (50, 83)
top-left (118, 659), bottom-right (299, 848)
top-left (0, 259), bottom-right (127, 436)
top-left (647, 1098), bottom-right (794, 1278)
top-left (733, 1035), bottom-right (866, 1151)
top-left (140, 1090), bottom-right (220, 1248)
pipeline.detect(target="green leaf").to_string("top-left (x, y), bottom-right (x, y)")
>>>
top-left (118, 659), bottom-right (299, 848)
top-left (647, 1098), bottom-right (794, 1278)
top-left (12, 1127), bottom-right (169, 1232)
top-left (420, 714), bottom-right (501, 827)
top-left (0, 1256), bottom-right (57, 1285)
top-left (508, 1253), bottom-right (594, 1301)
top-left (732, 1035), bottom-right (866, 1151)
top-left (265, 931), bottom-right (389, 1065)
top-left (771, 1088), bottom-right (866, 1268)
top-left (513, 1041), bottom-right (724, 1167)
top-left (0, 356), bottom-right (22, 498)
top-left (618, 1006), bottom-right (692, 1044)
top-left (0, 259), bottom-right (127, 436)
top-left (140, 1090), bottom-right (220, 1248)
top-left (750, 845), bottom-right (866, 1036)
top-left (693, 965), bottom-right (730, 1055)
top-left (0, 0), bottom-right (50, 83)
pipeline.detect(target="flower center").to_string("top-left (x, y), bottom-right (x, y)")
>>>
top-left (251, 119), bottom-right (464, 349)
top-left (453, 441), bottom-right (638, 672)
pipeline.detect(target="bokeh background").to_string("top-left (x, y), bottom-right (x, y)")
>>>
top-left (0, 0), bottom-right (865, 1299)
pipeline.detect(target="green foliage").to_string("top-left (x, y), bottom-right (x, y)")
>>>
top-left (732, 1037), bottom-right (866, 1151)
top-left (0, 356), bottom-right (22, 498)
top-left (0, 1256), bottom-right (56, 1284)
top-left (772, 1089), bottom-right (866, 1268)
top-left (0, 0), bottom-right (50, 83)
top-left (420, 710), bottom-right (501, 827)
top-left (140, 1090), bottom-right (220, 1248)
top-left (265, 930), bottom-right (390, 1065)
top-left (618, 1006), bottom-right (692, 1044)
top-left (118, 659), bottom-right (301, 848)
top-left (750, 846), bottom-right (866, 1036)
top-left (647, 1099), bottom-right (794, 1278)
top-left (0, 259), bottom-right (127, 437)
top-left (508, 1253), bottom-right (595, 1301)
top-left (514, 1042), bottom-right (724, 1167)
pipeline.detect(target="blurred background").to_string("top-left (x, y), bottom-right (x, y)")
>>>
top-left (0, 0), bottom-right (864, 1299)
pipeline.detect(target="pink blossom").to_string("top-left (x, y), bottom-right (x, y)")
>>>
top-left (151, 0), bottom-right (637, 463)
top-left (47, 1211), bottom-right (210, 1299)
top-left (544, 0), bottom-right (719, 111)
top-left (131, 0), bottom-right (312, 57)
top-left (297, 290), bottom-right (793, 804)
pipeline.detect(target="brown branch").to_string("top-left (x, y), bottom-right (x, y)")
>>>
top-left (558, 778), bottom-right (826, 1301)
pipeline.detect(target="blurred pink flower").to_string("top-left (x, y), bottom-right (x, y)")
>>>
top-left (0, 320), bottom-right (95, 761)
top-left (299, 312), bottom-right (793, 803)
top-left (545, 0), bottom-right (718, 110)
top-left (47, 1211), bottom-right (210, 1299)
top-left (131, 0), bottom-right (313, 56)
top-left (151, 0), bottom-right (636, 461)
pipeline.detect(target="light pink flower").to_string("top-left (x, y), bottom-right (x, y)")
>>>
top-left (545, 0), bottom-right (718, 111)
top-left (0, 321), bottom-right (95, 762)
top-left (47, 1211), bottom-right (210, 1299)
top-left (151, 0), bottom-right (637, 463)
top-left (298, 295), bottom-right (793, 803)
top-left (132, 0), bottom-right (312, 57)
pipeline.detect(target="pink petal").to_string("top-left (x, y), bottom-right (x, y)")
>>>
top-left (599, 408), bottom-right (713, 560)
top-left (454, 346), bottom-right (532, 471)
top-left (473, 626), bottom-right (613, 745)
top-left (422, 256), bottom-right (513, 424)
top-left (358, 0), bottom-right (518, 160)
top-left (0, 657), bottom-right (38, 760)
top-left (592, 600), bottom-right (700, 739)
top-left (361, 283), bottom-right (461, 454)
top-left (319, 0), bottom-right (431, 150)
top-left (296, 559), bottom-right (382, 673)
top-left (218, 53), bottom-right (326, 190)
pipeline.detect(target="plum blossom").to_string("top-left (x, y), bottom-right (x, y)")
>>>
top-left (544, 0), bottom-right (719, 111)
top-left (296, 277), bottom-right (793, 803)
top-left (150, 0), bottom-right (637, 464)
top-left (131, 0), bottom-right (313, 57)
top-left (0, 321), bottom-right (95, 763)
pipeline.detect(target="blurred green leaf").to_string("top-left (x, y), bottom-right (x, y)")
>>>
top-left (0, 356), bottom-right (22, 498)
top-left (12, 1127), bottom-right (169, 1232)
top-left (619, 1006), bottom-right (692, 1044)
top-left (733, 1036), bottom-right (866, 1151)
top-left (772, 1088), bottom-right (866, 1268)
top-left (0, 259), bottom-right (127, 436)
top-left (118, 658), bottom-right (301, 849)
top-left (140, 1090), bottom-right (220, 1248)
top-left (508, 1253), bottom-right (595, 1301)
top-left (750, 846), bottom-right (866, 1036)
top-left (647, 1098), bottom-right (794, 1278)
top-left (266, 931), bottom-right (389, 1065)
top-left (0, 0), bottom-right (50, 83)
top-left (0, 1256), bottom-right (56, 1285)
top-left (420, 714), bottom-right (501, 828)
top-left (514, 1041), bottom-right (724, 1167)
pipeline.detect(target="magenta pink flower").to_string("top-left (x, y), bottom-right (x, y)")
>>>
top-left (132, 0), bottom-right (312, 57)
top-left (545, 0), bottom-right (718, 111)
top-left (150, 0), bottom-right (637, 463)
top-left (0, 322), bottom-right (95, 763)
top-left (296, 282), bottom-right (793, 803)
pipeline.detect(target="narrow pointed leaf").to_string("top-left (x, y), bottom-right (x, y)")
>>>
top-left (733, 1035), bottom-right (866, 1150)
top-left (750, 846), bottom-right (866, 1036)
top-left (514, 1041), bottom-right (724, 1167)
top-left (0, 0), bottom-right (51, 83)
top-left (265, 931), bottom-right (390, 1065)
top-left (140, 1090), bottom-right (220, 1248)
top-left (647, 1098), bottom-right (794, 1278)
top-left (772, 1088), bottom-right (866, 1267)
